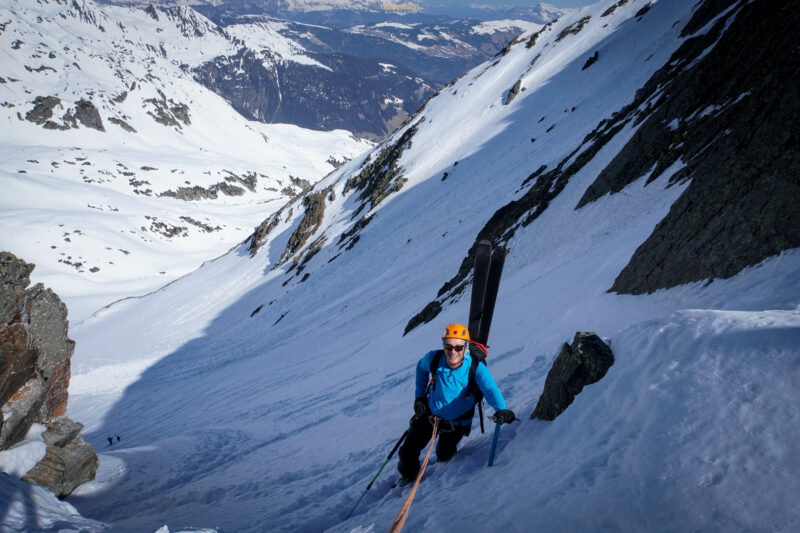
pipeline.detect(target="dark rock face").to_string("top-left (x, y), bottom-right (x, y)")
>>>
top-left (280, 189), bottom-right (329, 267)
top-left (25, 96), bottom-right (106, 132)
top-left (145, 3), bottom-right (159, 20)
top-left (24, 96), bottom-right (61, 125)
top-left (577, 0), bottom-right (800, 294)
top-left (531, 332), bottom-right (614, 421)
top-left (403, 300), bottom-right (443, 337)
top-left (0, 252), bottom-right (98, 498)
top-left (1, 253), bottom-right (73, 445)
top-left (73, 99), bottom-right (105, 131)
top-left (505, 80), bottom-right (522, 105)
top-left (193, 48), bottom-right (431, 140)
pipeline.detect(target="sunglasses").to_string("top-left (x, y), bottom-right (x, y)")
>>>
top-left (443, 343), bottom-right (466, 353)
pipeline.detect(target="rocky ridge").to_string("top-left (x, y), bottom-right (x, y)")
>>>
top-left (0, 252), bottom-right (98, 498)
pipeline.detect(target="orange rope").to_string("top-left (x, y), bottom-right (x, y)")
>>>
top-left (388, 417), bottom-right (439, 533)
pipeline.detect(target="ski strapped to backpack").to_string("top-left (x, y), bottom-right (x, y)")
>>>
top-left (427, 240), bottom-right (507, 433)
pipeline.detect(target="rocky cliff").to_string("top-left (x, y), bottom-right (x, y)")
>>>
top-left (0, 252), bottom-right (98, 498)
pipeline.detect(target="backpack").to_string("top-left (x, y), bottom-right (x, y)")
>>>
top-left (426, 340), bottom-right (489, 432)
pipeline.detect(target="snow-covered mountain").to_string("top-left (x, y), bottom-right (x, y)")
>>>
top-left (191, 7), bottom-right (554, 113)
top-left (264, 16), bottom-right (545, 86)
top-left (0, 0), bottom-right (373, 320)
top-left (4, 0), bottom-right (800, 531)
top-left (109, 0), bottom-right (564, 22)
top-left (237, 0), bottom-right (386, 11)
top-left (191, 16), bottom-right (437, 140)
top-left (425, 1), bottom-right (569, 22)
top-left (0, 0), bottom-right (553, 322)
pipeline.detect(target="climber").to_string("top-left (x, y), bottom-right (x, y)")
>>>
top-left (397, 323), bottom-right (515, 482)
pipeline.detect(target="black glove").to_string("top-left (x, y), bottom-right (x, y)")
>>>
top-left (493, 409), bottom-right (516, 424)
top-left (414, 397), bottom-right (429, 417)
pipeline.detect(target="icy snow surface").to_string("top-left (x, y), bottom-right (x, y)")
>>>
top-left (1, 473), bottom-right (106, 533)
top-left (2, 0), bottom-right (798, 531)
top-left (0, 425), bottom-right (47, 479)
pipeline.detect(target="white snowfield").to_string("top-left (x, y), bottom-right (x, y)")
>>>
top-left (0, 0), bottom-right (373, 321)
top-left (1, 0), bottom-right (798, 532)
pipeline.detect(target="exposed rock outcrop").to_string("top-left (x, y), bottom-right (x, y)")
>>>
top-left (531, 332), bottom-right (614, 421)
top-left (160, 181), bottom-right (244, 200)
top-left (578, 0), bottom-right (800, 293)
top-left (73, 99), bottom-right (105, 131)
top-left (24, 96), bottom-right (61, 125)
top-left (0, 252), bottom-right (98, 498)
top-left (143, 89), bottom-right (191, 128)
top-left (160, 171), bottom-right (259, 201)
top-left (249, 206), bottom-right (286, 257)
top-left (337, 124), bottom-right (417, 252)
top-left (108, 116), bottom-right (136, 132)
top-left (280, 188), bottom-right (329, 266)
top-left (24, 96), bottom-right (105, 131)
top-left (556, 16), bottom-right (591, 42)
top-left (343, 124), bottom-right (417, 217)
top-left (21, 418), bottom-right (97, 498)
top-left (505, 80), bottom-right (522, 105)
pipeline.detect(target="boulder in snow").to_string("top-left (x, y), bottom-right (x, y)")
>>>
top-left (531, 331), bottom-right (614, 421)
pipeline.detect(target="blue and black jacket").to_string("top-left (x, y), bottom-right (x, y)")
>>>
top-left (415, 348), bottom-right (507, 424)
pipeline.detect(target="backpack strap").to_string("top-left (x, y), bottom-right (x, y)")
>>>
top-left (426, 350), bottom-right (444, 396)
top-left (466, 356), bottom-right (484, 401)
top-left (468, 341), bottom-right (488, 433)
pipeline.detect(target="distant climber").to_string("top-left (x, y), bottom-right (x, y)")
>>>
top-left (107, 436), bottom-right (113, 446)
top-left (116, 435), bottom-right (121, 442)
top-left (397, 323), bottom-right (515, 482)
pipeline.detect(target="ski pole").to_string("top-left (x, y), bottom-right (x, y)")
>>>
top-left (345, 428), bottom-right (409, 520)
top-left (487, 422), bottom-right (501, 467)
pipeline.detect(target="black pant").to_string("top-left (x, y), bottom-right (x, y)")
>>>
top-left (397, 415), bottom-right (470, 479)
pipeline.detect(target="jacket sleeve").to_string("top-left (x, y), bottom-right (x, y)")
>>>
top-left (415, 351), bottom-right (435, 399)
top-left (474, 363), bottom-right (508, 411)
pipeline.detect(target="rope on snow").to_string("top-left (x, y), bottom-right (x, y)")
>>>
top-left (389, 417), bottom-right (439, 533)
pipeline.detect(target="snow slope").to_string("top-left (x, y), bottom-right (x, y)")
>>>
top-left (5, 0), bottom-right (797, 531)
top-left (1, 472), bottom-right (106, 533)
top-left (0, 0), bottom-right (372, 320)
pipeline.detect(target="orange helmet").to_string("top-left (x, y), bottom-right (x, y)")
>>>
top-left (442, 323), bottom-right (470, 341)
